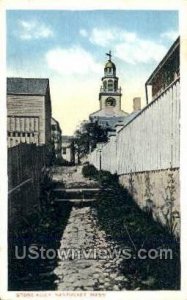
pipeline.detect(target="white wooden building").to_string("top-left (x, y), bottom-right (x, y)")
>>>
top-left (61, 135), bottom-right (74, 163)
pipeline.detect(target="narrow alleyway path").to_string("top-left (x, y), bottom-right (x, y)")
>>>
top-left (52, 165), bottom-right (99, 188)
top-left (52, 166), bottom-right (128, 291)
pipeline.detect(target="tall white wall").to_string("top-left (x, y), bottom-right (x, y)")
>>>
top-left (89, 79), bottom-right (180, 174)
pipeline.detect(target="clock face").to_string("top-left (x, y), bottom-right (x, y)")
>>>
top-left (106, 97), bottom-right (116, 107)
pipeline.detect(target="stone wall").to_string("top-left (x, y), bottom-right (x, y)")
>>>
top-left (119, 168), bottom-right (180, 235)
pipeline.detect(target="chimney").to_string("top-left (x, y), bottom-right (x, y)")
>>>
top-left (133, 97), bottom-right (141, 112)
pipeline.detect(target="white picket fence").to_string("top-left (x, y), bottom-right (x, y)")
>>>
top-left (89, 78), bottom-right (180, 174)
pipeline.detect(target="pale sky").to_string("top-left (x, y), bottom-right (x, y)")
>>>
top-left (7, 10), bottom-right (178, 135)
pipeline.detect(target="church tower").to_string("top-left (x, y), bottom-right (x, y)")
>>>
top-left (89, 51), bottom-right (128, 129)
top-left (99, 51), bottom-right (122, 113)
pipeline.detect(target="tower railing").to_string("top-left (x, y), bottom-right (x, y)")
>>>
top-left (100, 87), bottom-right (121, 93)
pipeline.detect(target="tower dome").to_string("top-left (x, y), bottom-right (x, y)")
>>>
top-left (105, 60), bottom-right (116, 71)
top-left (104, 51), bottom-right (116, 77)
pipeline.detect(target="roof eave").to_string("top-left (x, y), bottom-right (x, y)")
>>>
top-left (145, 36), bottom-right (180, 86)
top-left (7, 92), bottom-right (47, 96)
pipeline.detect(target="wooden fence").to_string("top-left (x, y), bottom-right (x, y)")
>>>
top-left (8, 143), bottom-right (50, 223)
top-left (89, 78), bottom-right (180, 174)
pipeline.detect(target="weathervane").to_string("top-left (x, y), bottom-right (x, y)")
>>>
top-left (106, 50), bottom-right (112, 61)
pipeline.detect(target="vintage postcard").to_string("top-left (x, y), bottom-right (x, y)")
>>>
top-left (0, 0), bottom-right (187, 299)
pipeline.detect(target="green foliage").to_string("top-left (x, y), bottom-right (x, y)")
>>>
top-left (129, 171), bottom-right (136, 196)
top-left (88, 169), bottom-right (180, 290)
top-left (46, 141), bottom-right (56, 166)
top-left (97, 170), bottom-right (119, 188)
top-left (73, 121), bottom-right (109, 158)
top-left (160, 170), bottom-right (180, 237)
top-left (8, 173), bottom-right (72, 291)
top-left (82, 164), bottom-right (98, 179)
top-left (82, 164), bottom-right (119, 188)
top-left (144, 172), bottom-right (153, 201)
top-left (144, 172), bottom-right (154, 215)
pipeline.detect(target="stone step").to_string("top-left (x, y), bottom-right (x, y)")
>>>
top-left (52, 188), bottom-right (101, 200)
top-left (52, 188), bottom-right (101, 192)
top-left (54, 198), bottom-right (96, 203)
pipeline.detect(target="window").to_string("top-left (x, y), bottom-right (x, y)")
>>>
top-left (114, 81), bottom-right (117, 91)
top-left (106, 97), bottom-right (116, 107)
top-left (108, 80), bottom-right (113, 91)
top-left (62, 147), bottom-right (66, 154)
top-left (103, 81), bottom-right (107, 90)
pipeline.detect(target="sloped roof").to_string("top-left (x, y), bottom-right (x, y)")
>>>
top-left (90, 108), bottom-right (128, 118)
top-left (51, 117), bottom-right (60, 126)
top-left (51, 117), bottom-right (62, 133)
top-left (146, 36), bottom-right (180, 85)
top-left (122, 110), bottom-right (141, 126)
top-left (62, 135), bottom-right (73, 142)
top-left (7, 77), bottom-right (49, 95)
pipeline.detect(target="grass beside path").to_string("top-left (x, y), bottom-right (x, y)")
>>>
top-left (82, 164), bottom-right (180, 290)
top-left (8, 171), bottom-right (72, 291)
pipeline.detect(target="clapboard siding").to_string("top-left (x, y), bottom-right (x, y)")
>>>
top-left (101, 136), bottom-right (117, 172)
top-left (7, 95), bottom-right (46, 144)
top-left (7, 95), bottom-right (44, 114)
top-left (89, 79), bottom-right (180, 174)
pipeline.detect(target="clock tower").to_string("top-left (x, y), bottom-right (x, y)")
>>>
top-left (90, 51), bottom-right (128, 129)
top-left (99, 51), bottom-right (122, 113)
